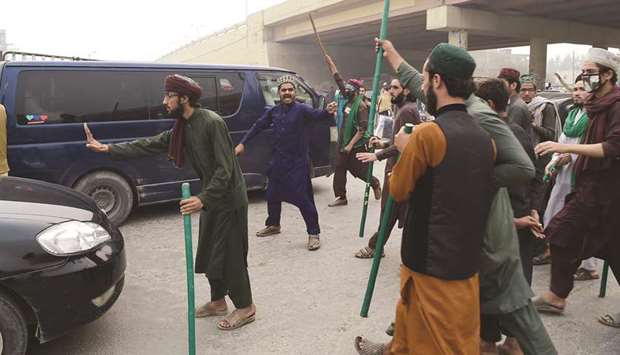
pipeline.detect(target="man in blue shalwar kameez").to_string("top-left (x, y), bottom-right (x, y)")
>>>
top-left (235, 75), bottom-right (337, 251)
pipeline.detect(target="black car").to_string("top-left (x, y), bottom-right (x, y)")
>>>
top-left (0, 177), bottom-right (126, 355)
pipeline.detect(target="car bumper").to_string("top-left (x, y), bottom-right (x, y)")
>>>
top-left (7, 241), bottom-right (126, 343)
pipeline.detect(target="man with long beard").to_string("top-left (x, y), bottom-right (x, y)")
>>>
top-left (386, 42), bottom-right (496, 355)
top-left (353, 78), bottom-right (420, 259)
top-left (534, 48), bottom-right (620, 328)
top-left (235, 76), bottom-right (337, 250)
top-left (368, 39), bottom-right (556, 355)
top-left (85, 74), bottom-right (256, 331)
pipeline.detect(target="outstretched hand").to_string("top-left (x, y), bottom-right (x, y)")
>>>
top-left (84, 123), bottom-right (109, 153)
top-left (535, 141), bottom-right (567, 156)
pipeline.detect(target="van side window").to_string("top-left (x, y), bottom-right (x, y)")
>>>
top-left (15, 70), bottom-right (151, 124)
top-left (217, 73), bottom-right (244, 116)
top-left (257, 72), bottom-right (314, 107)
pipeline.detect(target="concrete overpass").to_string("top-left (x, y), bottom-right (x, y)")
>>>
top-left (158, 0), bottom-right (620, 91)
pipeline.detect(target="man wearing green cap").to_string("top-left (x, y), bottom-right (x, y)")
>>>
top-left (378, 42), bottom-right (496, 355)
top-left (370, 39), bottom-right (557, 355)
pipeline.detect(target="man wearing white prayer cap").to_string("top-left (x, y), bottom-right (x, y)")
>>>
top-left (532, 47), bottom-right (620, 330)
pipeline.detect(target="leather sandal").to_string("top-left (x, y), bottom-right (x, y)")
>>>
top-left (256, 225), bottom-right (281, 237)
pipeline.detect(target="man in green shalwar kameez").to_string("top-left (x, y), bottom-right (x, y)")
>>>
top-left (84, 74), bottom-right (256, 331)
top-left (356, 39), bottom-right (557, 355)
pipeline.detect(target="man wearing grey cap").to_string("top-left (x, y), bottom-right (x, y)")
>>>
top-left (534, 48), bottom-right (620, 329)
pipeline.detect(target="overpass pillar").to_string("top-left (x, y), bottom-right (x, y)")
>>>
top-left (448, 30), bottom-right (468, 49)
top-left (529, 37), bottom-right (547, 90)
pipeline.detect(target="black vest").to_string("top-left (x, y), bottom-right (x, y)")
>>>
top-left (402, 105), bottom-right (494, 280)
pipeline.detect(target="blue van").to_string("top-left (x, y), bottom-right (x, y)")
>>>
top-left (1, 59), bottom-right (336, 225)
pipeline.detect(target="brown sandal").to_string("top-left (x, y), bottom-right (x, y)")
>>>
top-left (533, 296), bottom-right (565, 314)
top-left (354, 246), bottom-right (385, 259)
top-left (195, 302), bottom-right (228, 318)
top-left (256, 225), bottom-right (281, 237)
top-left (217, 311), bottom-right (256, 331)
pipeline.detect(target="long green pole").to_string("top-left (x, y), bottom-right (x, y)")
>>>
top-left (361, 123), bottom-right (413, 317)
top-left (358, 0), bottom-right (391, 239)
top-left (599, 260), bottom-right (609, 298)
top-left (181, 183), bottom-right (197, 355)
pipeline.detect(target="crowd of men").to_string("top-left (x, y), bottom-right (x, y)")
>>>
top-left (70, 37), bottom-right (620, 354)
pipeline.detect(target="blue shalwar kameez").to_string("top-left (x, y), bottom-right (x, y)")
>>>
top-left (240, 102), bottom-right (334, 235)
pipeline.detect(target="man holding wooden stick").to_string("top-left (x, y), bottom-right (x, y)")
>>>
top-left (324, 54), bottom-right (382, 207)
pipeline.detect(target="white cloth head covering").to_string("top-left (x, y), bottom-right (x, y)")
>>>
top-left (585, 47), bottom-right (620, 73)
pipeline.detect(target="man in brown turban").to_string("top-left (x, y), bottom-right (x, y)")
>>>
top-left (84, 74), bottom-right (256, 331)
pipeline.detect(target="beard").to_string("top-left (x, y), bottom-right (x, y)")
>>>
top-left (166, 105), bottom-right (184, 119)
top-left (391, 93), bottom-right (405, 105)
top-left (424, 86), bottom-right (439, 116)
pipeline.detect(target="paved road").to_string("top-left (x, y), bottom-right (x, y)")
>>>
top-left (29, 164), bottom-right (619, 354)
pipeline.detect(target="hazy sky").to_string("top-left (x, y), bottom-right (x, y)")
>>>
top-left (2, 0), bottom-right (286, 61)
top-left (2, 1), bottom-right (616, 62)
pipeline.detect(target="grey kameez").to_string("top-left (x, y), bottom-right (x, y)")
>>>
top-left (108, 108), bottom-right (252, 307)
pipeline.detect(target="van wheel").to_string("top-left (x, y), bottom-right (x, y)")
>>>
top-left (74, 171), bottom-right (134, 226)
top-left (0, 293), bottom-right (28, 355)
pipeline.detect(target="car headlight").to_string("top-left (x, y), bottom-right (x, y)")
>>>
top-left (36, 221), bottom-right (112, 256)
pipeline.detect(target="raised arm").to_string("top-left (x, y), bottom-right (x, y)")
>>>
top-left (375, 39), bottom-right (425, 103)
top-left (324, 55), bottom-right (347, 93)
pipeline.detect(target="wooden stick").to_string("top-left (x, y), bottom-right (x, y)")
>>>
top-left (555, 72), bottom-right (573, 92)
top-left (309, 13), bottom-right (329, 58)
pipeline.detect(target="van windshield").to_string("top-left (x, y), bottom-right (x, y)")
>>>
top-left (257, 73), bottom-right (314, 107)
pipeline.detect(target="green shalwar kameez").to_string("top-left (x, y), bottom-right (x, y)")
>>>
top-left (397, 62), bottom-right (557, 354)
top-left (108, 108), bottom-right (252, 308)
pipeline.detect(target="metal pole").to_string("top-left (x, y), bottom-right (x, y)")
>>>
top-left (358, 0), bottom-right (390, 239)
top-left (360, 123), bottom-right (413, 317)
top-left (599, 260), bottom-right (609, 298)
top-left (181, 183), bottom-right (197, 355)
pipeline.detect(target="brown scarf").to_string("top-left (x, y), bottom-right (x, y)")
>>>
top-left (168, 117), bottom-right (185, 168)
top-left (575, 86), bottom-right (620, 176)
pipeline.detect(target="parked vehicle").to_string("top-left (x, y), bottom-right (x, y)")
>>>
top-left (539, 91), bottom-right (573, 126)
top-left (1, 57), bottom-right (336, 225)
top-left (0, 176), bottom-right (126, 355)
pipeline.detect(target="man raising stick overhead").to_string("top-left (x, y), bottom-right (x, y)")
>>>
top-left (85, 74), bottom-right (256, 331)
